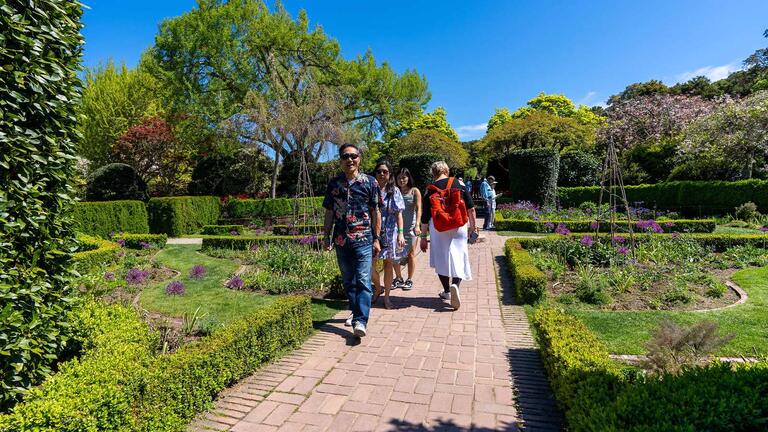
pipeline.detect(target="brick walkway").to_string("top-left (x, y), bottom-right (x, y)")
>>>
top-left (189, 232), bottom-right (562, 431)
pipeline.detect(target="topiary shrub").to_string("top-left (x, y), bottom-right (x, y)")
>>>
top-left (0, 1), bottom-right (84, 410)
top-left (508, 148), bottom-right (560, 206)
top-left (147, 196), bottom-right (221, 236)
top-left (558, 150), bottom-right (600, 187)
top-left (86, 163), bottom-right (149, 202)
top-left (72, 200), bottom-right (149, 237)
top-left (397, 153), bottom-right (443, 189)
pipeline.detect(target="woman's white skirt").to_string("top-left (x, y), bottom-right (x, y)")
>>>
top-left (428, 221), bottom-right (472, 280)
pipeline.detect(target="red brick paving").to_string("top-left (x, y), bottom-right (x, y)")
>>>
top-left (189, 232), bottom-right (557, 431)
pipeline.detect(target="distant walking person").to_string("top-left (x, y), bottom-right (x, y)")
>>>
top-left (484, 176), bottom-right (502, 230)
top-left (323, 144), bottom-right (382, 338)
top-left (371, 161), bottom-right (406, 309)
top-left (479, 177), bottom-right (493, 230)
top-left (393, 168), bottom-right (422, 291)
top-left (420, 161), bottom-right (477, 310)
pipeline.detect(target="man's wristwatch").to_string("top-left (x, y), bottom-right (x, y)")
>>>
top-left (372, 234), bottom-right (379, 241)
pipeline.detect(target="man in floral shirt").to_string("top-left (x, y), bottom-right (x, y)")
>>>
top-left (323, 143), bottom-right (381, 338)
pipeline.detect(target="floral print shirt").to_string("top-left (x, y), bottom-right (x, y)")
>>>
top-left (322, 171), bottom-right (382, 246)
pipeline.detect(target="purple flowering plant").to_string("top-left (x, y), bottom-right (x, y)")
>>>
top-left (226, 275), bottom-right (244, 289)
top-left (189, 264), bottom-right (206, 279)
top-left (116, 239), bottom-right (126, 247)
top-left (104, 271), bottom-right (116, 281)
top-left (140, 241), bottom-right (151, 249)
top-left (555, 224), bottom-right (571, 236)
top-left (580, 235), bottom-right (594, 247)
top-left (126, 268), bottom-right (148, 285)
top-left (543, 222), bottom-right (555, 232)
top-left (165, 280), bottom-right (185, 295)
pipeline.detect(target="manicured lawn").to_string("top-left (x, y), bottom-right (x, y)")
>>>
top-left (140, 245), bottom-right (346, 328)
top-left (548, 266), bottom-right (768, 356)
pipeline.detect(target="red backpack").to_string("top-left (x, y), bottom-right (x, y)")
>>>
top-left (427, 177), bottom-right (468, 232)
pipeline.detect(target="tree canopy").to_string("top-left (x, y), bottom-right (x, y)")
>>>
top-left (390, 107), bottom-right (458, 141)
top-left (481, 111), bottom-right (596, 156)
top-left (390, 128), bottom-right (468, 168)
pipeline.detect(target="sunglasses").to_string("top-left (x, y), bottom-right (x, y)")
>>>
top-left (340, 153), bottom-right (359, 161)
top-left (376, 169), bottom-right (389, 175)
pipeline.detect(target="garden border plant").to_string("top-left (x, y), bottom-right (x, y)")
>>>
top-left (505, 239), bottom-right (548, 304)
top-left (494, 213), bottom-right (716, 233)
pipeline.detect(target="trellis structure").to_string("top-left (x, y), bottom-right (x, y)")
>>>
top-left (593, 138), bottom-right (637, 259)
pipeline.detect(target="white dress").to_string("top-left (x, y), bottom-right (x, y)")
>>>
top-left (429, 220), bottom-right (472, 280)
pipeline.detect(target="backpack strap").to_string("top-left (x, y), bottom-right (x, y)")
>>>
top-left (445, 177), bottom-right (454, 190)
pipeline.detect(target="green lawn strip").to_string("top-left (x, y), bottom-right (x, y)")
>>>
top-left (140, 245), bottom-right (347, 328)
top-left (558, 266), bottom-right (768, 357)
top-left (714, 225), bottom-right (764, 234)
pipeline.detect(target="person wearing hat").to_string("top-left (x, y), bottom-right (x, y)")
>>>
top-left (481, 176), bottom-right (502, 230)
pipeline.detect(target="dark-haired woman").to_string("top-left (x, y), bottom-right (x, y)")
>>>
top-left (371, 161), bottom-right (406, 309)
top-left (393, 168), bottom-right (422, 291)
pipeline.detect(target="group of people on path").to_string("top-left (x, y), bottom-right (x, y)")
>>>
top-left (322, 144), bottom-right (478, 338)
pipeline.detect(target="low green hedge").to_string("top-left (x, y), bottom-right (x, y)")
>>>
top-left (0, 296), bottom-right (312, 432)
top-left (73, 234), bottom-right (120, 272)
top-left (148, 196), bottom-right (221, 236)
top-left (532, 307), bottom-right (768, 431)
top-left (495, 214), bottom-right (716, 233)
top-left (201, 235), bottom-right (304, 250)
top-left (200, 224), bottom-right (244, 235)
top-left (516, 232), bottom-right (768, 252)
top-left (272, 224), bottom-right (324, 235)
top-left (225, 197), bottom-right (324, 219)
top-left (504, 239), bottom-right (547, 304)
top-left (72, 200), bottom-right (149, 237)
top-left (114, 233), bottom-right (168, 249)
top-left (558, 179), bottom-right (768, 216)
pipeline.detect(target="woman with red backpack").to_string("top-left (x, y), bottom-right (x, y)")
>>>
top-left (419, 161), bottom-right (477, 310)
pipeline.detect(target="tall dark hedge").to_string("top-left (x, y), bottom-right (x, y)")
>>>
top-left (486, 156), bottom-right (511, 191)
top-left (148, 196), bottom-right (221, 236)
top-left (0, 1), bottom-right (84, 410)
top-left (397, 153), bottom-right (443, 190)
top-left (188, 154), bottom-right (251, 196)
top-left (73, 201), bottom-right (150, 238)
top-left (85, 163), bottom-right (149, 201)
top-left (558, 151), bottom-right (601, 187)
top-left (508, 148), bottom-right (560, 206)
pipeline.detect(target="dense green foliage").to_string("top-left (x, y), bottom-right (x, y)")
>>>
top-left (224, 197), bottom-right (324, 219)
top-left (517, 232), bottom-right (768, 252)
top-left (0, 297), bottom-right (312, 431)
top-left (86, 163), bottom-right (149, 202)
top-left (557, 150), bottom-right (600, 187)
top-left (391, 129), bottom-right (469, 169)
top-left (115, 233), bottom-right (168, 249)
top-left (507, 148), bottom-right (560, 206)
top-left (390, 107), bottom-right (459, 141)
top-left (200, 225), bottom-right (244, 235)
top-left (73, 201), bottom-right (149, 237)
top-left (148, 196), bottom-right (221, 236)
top-left (482, 111), bottom-right (596, 156)
top-left (188, 148), bottom-right (272, 197)
top-left (397, 153), bottom-right (444, 189)
top-left (0, 1), bottom-right (84, 410)
top-left (494, 216), bottom-right (716, 234)
top-left (72, 235), bottom-right (120, 273)
top-left (272, 225), bottom-right (324, 235)
top-left (504, 240), bottom-right (547, 304)
top-left (559, 179), bottom-right (768, 216)
top-left (201, 235), bottom-right (301, 250)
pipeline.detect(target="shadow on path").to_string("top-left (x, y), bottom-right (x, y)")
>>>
top-left (383, 418), bottom-right (521, 431)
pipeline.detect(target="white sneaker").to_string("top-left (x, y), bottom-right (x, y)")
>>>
top-left (449, 284), bottom-right (461, 310)
top-left (438, 291), bottom-right (451, 301)
top-left (353, 322), bottom-right (367, 338)
top-left (344, 313), bottom-right (353, 327)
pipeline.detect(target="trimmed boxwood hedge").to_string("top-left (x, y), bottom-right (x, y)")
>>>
top-left (504, 239), bottom-right (547, 304)
top-left (558, 179), bottom-right (768, 216)
top-left (516, 232), bottom-right (768, 252)
top-left (494, 214), bottom-right (716, 233)
top-left (225, 197), bottom-right (324, 219)
top-left (272, 224), bottom-right (324, 235)
top-left (73, 200), bottom-right (149, 237)
top-left (0, 296), bottom-right (312, 431)
top-left (73, 235), bottom-right (120, 273)
top-left (114, 233), bottom-right (168, 249)
top-left (148, 196), bottom-right (221, 236)
top-left (200, 225), bottom-right (244, 235)
top-left (532, 307), bottom-right (768, 431)
top-left (201, 235), bottom-right (304, 250)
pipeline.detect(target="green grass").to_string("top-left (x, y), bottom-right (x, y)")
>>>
top-left (140, 245), bottom-right (347, 328)
top-left (715, 225), bottom-right (764, 234)
top-left (550, 266), bottom-right (768, 356)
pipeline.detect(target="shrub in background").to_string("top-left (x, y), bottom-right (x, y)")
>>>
top-left (201, 225), bottom-right (244, 235)
top-left (0, 1), bottom-right (84, 410)
top-left (558, 150), bottom-right (600, 187)
top-left (508, 148), bottom-right (560, 206)
top-left (72, 200), bottom-right (149, 237)
top-left (86, 163), bottom-right (149, 202)
top-left (188, 148), bottom-right (271, 197)
top-left (397, 153), bottom-right (443, 189)
top-left (734, 201), bottom-right (761, 222)
top-left (224, 197), bottom-right (324, 219)
top-left (114, 233), bottom-right (168, 249)
top-left (148, 196), bottom-right (221, 236)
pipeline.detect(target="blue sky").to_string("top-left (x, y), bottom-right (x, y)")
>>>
top-left (82, 0), bottom-right (768, 141)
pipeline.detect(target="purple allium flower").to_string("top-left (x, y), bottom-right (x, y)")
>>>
top-left (290, 228), bottom-right (299, 236)
top-left (612, 235), bottom-right (626, 244)
top-left (580, 235), bottom-right (594, 247)
top-left (637, 219), bottom-right (663, 234)
top-left (229, 230), bottom-right (240, 236)
top-left (116, 239), bottom-right (126, 247)
top-left (671, 231), bottom-right (681, 238)
top-left (298, 235), bottom-right (318, 245)
top-left (664, 221), bottom-right (675, 228)
top-left (126, 268), bottom-right (148, 285)
top-left (760, 226), bottom-right (768, 232)
top-left (226, 275), bottom-right (244, 290)
top-left (254, 228), bottom-right (265, 235)
top-left (189, 264), bottom-right (206, 279)
top-left (617, 246), bottom-right (629, 255)
top-left (140, 241), bottom-right (151, 249)
top-left (249, 243), bottom-right (259, 251)
top-left (590, 221), bottom-right (599, 231)
top-left (116, 250), bottom-right (126, 258)
top-left (554, 223), bottom-right (571, 236)
top-left (104, 271), bottom-right (115, 281)
top-left (165, 280), bottom-right (185, 295)
top-left (543, 222), bottom-right (555, 232)
top-left (248, 223), bottom-right (259, 229)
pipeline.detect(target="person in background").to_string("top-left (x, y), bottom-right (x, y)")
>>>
top-left (393, 167), bottom-right (422, 291)
top-left (370, 160), bottom-right (406, 309)
top-left (323, 144), bottom-right (381, 338)
top-left (419, 161), bottom-right (476, 310)
top-left (485, 175), bottom-right (503, 230)
top-left (479, 176), bottom-right (493, 230)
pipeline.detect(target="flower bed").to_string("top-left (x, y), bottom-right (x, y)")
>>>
top-left (200, 224), bottom-right (244, 235)
top-left (201, 234), bottom-right (319, 250)
top-left (495, 214), bottom-right (716, 233)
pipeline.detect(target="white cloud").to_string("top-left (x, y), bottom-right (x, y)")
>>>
top-left (456, 123), bottom-right (487, 140)
top-left (675, 62), bottom-right (741, 83)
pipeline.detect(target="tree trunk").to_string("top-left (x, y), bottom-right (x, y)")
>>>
top-left (270, 148), bottom-right (281, 198)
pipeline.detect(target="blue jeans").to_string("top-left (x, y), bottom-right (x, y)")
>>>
top-left (483, 199), bottom-right (494, 230)
top-left (335, 237), bottom-right (373, 326)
